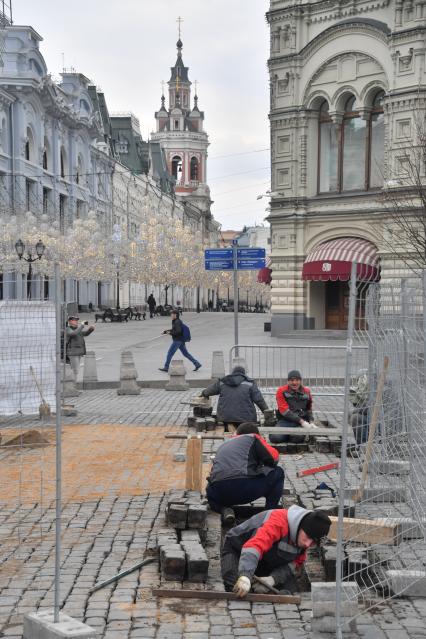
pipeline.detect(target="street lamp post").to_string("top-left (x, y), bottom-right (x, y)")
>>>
top-left (15, 238), bottom-right (46, 300)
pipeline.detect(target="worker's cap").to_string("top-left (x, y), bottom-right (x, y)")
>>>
top-left (287, 369), bottom-right (302, 380)
top-left (68, 315), bottom-right (79, 321)
top-left (299, 510), bottom-right (331, 544)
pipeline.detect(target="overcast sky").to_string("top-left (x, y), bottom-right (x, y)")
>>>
top-left (14, 0), bottom-right (271, 231)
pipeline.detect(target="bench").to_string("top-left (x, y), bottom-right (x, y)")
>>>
top-left (125, 306), bottom-right (146, 320)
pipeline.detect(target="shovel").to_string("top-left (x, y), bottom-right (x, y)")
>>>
top-left (29, 366), bottom-right (51, 419)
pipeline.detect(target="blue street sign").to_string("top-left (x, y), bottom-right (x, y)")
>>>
top-left (205, 248), bottom-right (233, 260)
top-left (205, 259), bottom-right (234, 271)
top-left (237, 248), bottom-right (266, 259)
top-left (237, 258), bottom-right (266, 270)
top-left (232, 239), bottom-right (238, 245)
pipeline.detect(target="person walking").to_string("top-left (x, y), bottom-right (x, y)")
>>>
top-left (159, 310), bottom-right (201, 372)
top-left (66, 316), bottom-right (95, 381)
top-left (147, 293), bottom-right (156, 318)
top-left (201, 365), bottom-right (268, 432)
top-left (270, 370), bottom-right (316, 444)
top-left (206, 422), bottom-right (284, 526)
top-left (221, 505), bottom-right (331, 595)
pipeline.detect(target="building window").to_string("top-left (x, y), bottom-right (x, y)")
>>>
top-left (25, 179), bottom-right (35, 211)
top-left (59, 194), bottom-right (66, 233)
top-left (76, 199), bottom-right (84, 218)
top-left (190, 156), bottom-right (199, 181)
top-left (172, 155), bottom-right (182, 179)
top-left (174, 119), bottom-right (179, 130)
top-left (318, 91), bottom-right (385, 193)
top-left (60, 147), bottom-right (67, 178)
top-left (43, 187), bottom-right (51, 215)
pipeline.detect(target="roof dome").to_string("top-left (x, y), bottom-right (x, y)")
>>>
top-left (176, 38), bottom-right (183, 49)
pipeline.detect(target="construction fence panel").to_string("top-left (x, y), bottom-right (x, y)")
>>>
top-left (0, 270), bottom-right (64, 624)
top-left (336, 267), bottom-right (426, 636)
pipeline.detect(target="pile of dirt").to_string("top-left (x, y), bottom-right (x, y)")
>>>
top-left (2, 429), bottom-right (51, 448)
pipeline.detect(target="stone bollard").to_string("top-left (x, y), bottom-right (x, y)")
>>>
top-left (311, 581), bottom-right (358, 634)
top-left (117, 350), bottom-right (140, 395)
top-left (62, 363), bottom-right (80, 398)
top-left (231, 357), bottom-right (247, 373)
top-left (211, 350), bottom-right (225, 380)
top-left (165, 359), bottom-right (190, 391)
top-left (83, 351), bottom-right (98, 390)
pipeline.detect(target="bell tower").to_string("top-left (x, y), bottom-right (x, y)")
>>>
top-left (152, 26), bottom-right (211, 214)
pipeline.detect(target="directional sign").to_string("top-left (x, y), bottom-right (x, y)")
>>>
top-left (205, 248), bottom-right (233, 260)
top-left (237, 248), bottom-right (266, 259)
top-left (205, 259), bottom-right (234, 271)
top-left (237, 258), bottom-right (266, 270)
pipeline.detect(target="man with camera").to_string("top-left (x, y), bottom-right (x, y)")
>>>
top-left (66, 316), bottom-right (95, 381)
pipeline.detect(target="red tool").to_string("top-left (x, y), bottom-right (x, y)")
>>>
top-left (297, 462), bottom-right (339, 477)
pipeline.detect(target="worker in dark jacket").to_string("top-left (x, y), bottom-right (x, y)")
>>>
top-left (270, 370), bottom-right (316, 444)
top-left (66, 316), bottom-right (95, 381)
top-left (201, 366), bottom-right (268, 431)
top-left (159, 310), bottom-right (201, 372)
top-left (222, 505), bottom-right (331, 595)
top-left (206, 423), bottom-right (284, 525)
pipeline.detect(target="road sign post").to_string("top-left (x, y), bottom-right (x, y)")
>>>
top-left (233, 243), bottom-right (239, 354)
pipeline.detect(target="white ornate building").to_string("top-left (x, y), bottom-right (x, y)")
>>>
top-left (266, 0), bottom-right (425, 334)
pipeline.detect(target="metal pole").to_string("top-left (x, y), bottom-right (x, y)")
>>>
top-left (116, 269), bottom-right (120, 309)
top-left (27, 260), bottom-right (32, 300)
top-left (233, 244), bottom-right (239, 352)
top-left (54, 262), bottom-right (62, 623)
top-left (335, 261), bottom-right (357, 639)
top-left (422, 271), bottom-right (426, 385)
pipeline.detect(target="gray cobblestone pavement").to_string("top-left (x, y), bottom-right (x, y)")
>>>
top-left (1, 386), bottom-right (426, 638)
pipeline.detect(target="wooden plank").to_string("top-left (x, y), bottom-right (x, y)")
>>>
top-left (185, 436), bottom-right (203, 491)
top-left (152, 588), bottom-right (301, 604)
top-left (328, 515), bottom-right (400, 546)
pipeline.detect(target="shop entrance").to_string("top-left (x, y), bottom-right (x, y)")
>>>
top-left (325, 281), bottom-right (349, 330)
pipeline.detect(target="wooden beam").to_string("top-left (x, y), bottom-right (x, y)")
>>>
top-left (328, 515), bottom-right (401, 546)
top-left (185, 436), bottom-right (203, 491)
top-left (152, 588), bottom-right (301, 604)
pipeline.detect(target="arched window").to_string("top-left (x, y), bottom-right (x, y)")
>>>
top-left (342, 95), bottom-right (367, 191)
top-left (318, 90), bottom-right (385, 193)
top-left (190, 156), bottom-right (199, 181)
top-left (76, 154), bottom-right (84, 184)
top-left (25, 127), bottom-right (34, 162)
top-left (171, 155), bottom-right (182, 179)
top-left (318, 100), bottom-right (338, 193)
top-left (369, 90), bottom-right (385, 188)
top-left (43, 137), bottom-right (50, 171)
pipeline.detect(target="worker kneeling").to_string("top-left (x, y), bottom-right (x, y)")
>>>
top-left (222, 506), bottom-right (331, 595)
top-left (271, 370), bottom-right (316, 444)
top-left (206, 423), bottom-right (284, 526)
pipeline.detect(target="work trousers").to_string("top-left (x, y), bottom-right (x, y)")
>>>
top-left (207, 466), bottom-right (284, 513)
top-left (269, 418), bottom-right (305, 444)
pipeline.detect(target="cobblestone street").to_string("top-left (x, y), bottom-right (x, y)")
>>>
top-left (1, 385), bottom-right (426, 639)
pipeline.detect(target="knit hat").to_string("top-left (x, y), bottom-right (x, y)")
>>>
top-left (232, 365), bottom-right (246, 375)
top-left (299, 510), bottom-right (331, 543)
top-left (288, 370), bottom-right (302, 380)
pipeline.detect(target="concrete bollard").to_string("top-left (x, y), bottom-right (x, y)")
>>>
top-left (165, 359), bottom-right (190, 391)
top-left (211, 350), bottom-right (225, 380)
top-left (83, 351), bottom-right (98, 390)
top-left (24, 610), bottom-right (96, 639)
top-left (231, 357), bottom-right (247, 373)
top-left (62, 363), bottom-right (80, 398)
top-left (117, 350), bottom-right (140, 395)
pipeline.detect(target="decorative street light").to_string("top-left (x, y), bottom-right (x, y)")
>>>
top-left (15, 238), bottom-right (46, 299)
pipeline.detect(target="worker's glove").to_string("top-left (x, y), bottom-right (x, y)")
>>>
top-left (309, 422), bottom-right (319, 429)
top-left (300, 420), bottom-right (311, 429)
top-left (252, 575), bottom-right (275, 594)
top-left (233, 576), bottom-right (251, 598)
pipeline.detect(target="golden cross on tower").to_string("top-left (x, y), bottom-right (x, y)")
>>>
top-left (194, 80), bottom-right (198, 95)
top-left (177, 16), bottom-right (184, 39)
top-left (161, 80), bottom-right (165, 96)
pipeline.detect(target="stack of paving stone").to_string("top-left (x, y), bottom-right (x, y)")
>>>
top-left (157, 490), bottom-right (209, 582)
top-left (299, 484), bottom-right (340, 513)
top-left (186, 396), bottom-right (216, 432)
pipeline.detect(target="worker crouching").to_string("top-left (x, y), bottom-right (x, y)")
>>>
top-left (221, 505), bottom-right (331, 596)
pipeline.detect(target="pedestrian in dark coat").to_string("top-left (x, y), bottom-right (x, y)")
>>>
top-left (158, 310), bottom-right (201, 372)
top-left (66, 316), bottom-right (95, 381)
top-left (201, 366), bottom-right (268, 431)
top-left (222, 505), bottom-right (331, 596)
top-left (147, 293), bottom-right (156, 318)
top-left (206, 423), bottom-right (284, 525)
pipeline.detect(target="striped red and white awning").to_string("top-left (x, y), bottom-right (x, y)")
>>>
top-left (302, 237), bottom-right (380, 282)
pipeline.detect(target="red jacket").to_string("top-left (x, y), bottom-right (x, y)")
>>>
top-left (276, 384), bottom-right (313, 423)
